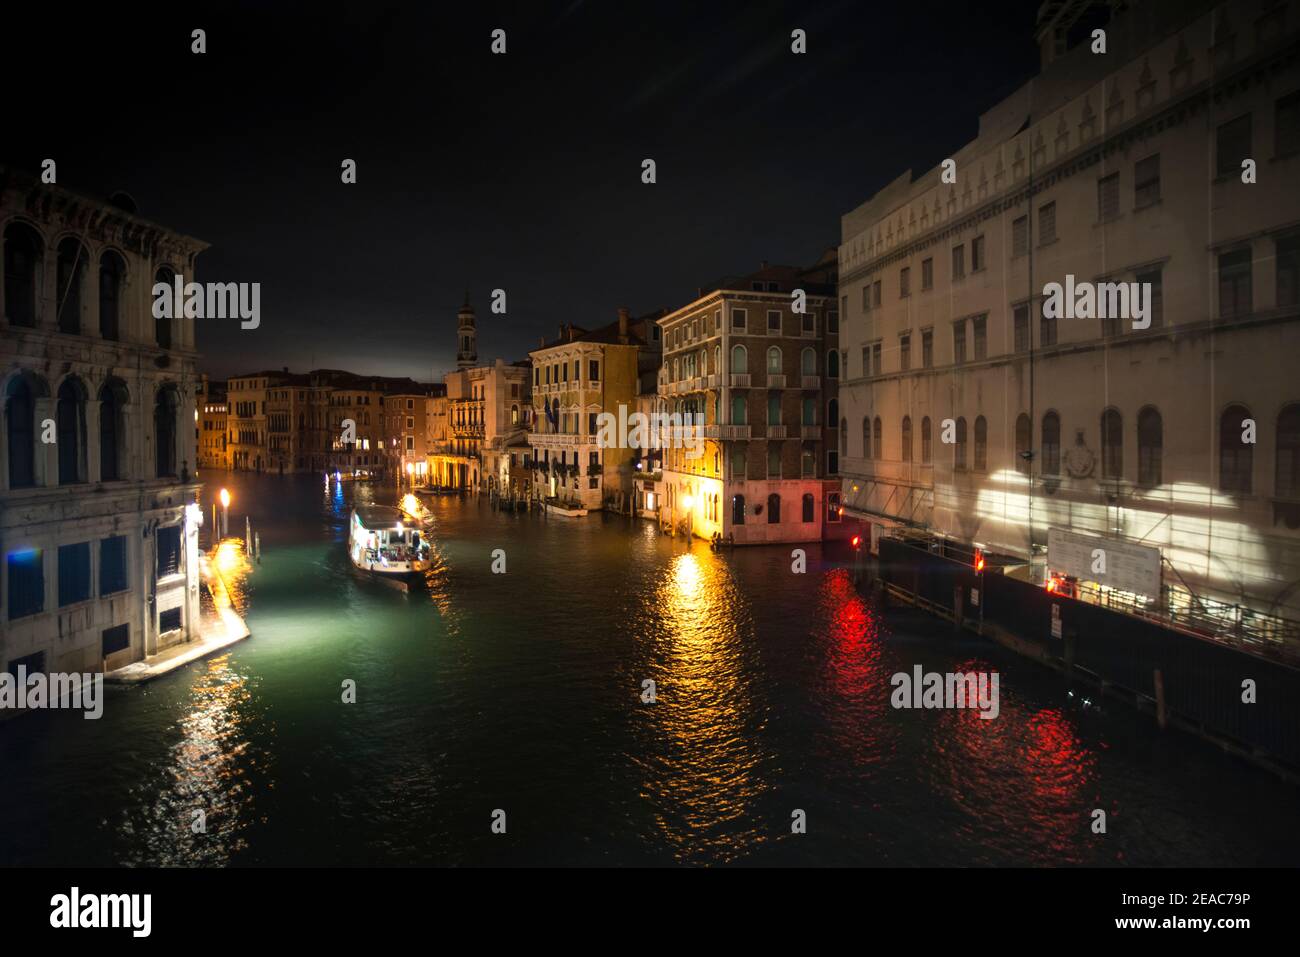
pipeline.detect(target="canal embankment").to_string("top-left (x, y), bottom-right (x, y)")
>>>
top-left (870, 537), bottom-right (1300, 782)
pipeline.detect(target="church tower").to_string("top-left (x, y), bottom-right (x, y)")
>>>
top-left (456, 293), bottom-right (478, 369)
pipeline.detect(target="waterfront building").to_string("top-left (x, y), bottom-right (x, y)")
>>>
top-left (266, 372), bottom-right (310, 473)
top-left (227, 370), bottom-right (286, 471)
top-left (837, 0), bottom-right (1300, 626)
top-left (527, 309), bottom-right (661, 511)
top-left (384, 384), bottom-right (445, 484)
top-left (1, 168), bottom-right (207, 675)
top-left (197, 376), bottom-right (229, 470)
top-left (656, 255), bottom-right (844, 544)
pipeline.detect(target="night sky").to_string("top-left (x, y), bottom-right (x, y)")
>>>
top-left (7, 0), bottom-right (1041, 381)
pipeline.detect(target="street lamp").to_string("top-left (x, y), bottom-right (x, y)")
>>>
top-left (219, 487), bottom-right (231, 538)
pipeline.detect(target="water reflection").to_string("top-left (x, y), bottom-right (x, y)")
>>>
top-left (635, 546), bottom-right (772, 863)
top-left (120, 653), bottom-right (264, 866)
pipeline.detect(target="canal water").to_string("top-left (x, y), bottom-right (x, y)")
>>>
top-left (2, 469), bottom-right (1297, 867)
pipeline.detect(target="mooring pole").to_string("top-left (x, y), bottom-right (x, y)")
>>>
top-left (1154, 669), bottom-right (1167, 730)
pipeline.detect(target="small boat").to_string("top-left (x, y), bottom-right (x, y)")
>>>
top-left (348, 505), bottom-right (430, 589)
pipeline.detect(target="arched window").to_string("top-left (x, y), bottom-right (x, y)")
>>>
top-left (801, 348), bottom-right (816, 376)
top-left (731, 394), bottom-right (747, 424)
top-left (874, 416), bottom-right (882, 460)
top-left (732, 494), bottom-right (746, 525)
top-left (954, 417), bottom-right (968, 469)
top-left (862, 416), bottom-right (872, 459)
top-left (1101, 408), bottom-right (1123, 480)
top-left (730, 344), bottom-right (748, 375)
top-left (4, 222), bottom-right (43, 327)
top-left (827, 350), bottom-right (840, 378)
top-left (511, 404), bottom-right (519, 425)
top-left (99, 379), bottom-right (128, 482)
top-left (802, 492), bottom-right (815, 522)
top-left (767, 442), bottom-right (781, 478)
top-left (922, 416), bottom-right (932, 464)
top-left (155, 387), bottom-right (179, 478)
top-left (1277, 404), bottom-right (1300, 499)
top-left (57, 239), bottom-right (88, 335)
top-left (5, 376), bottom-right (38, 488)
top-left (1137, 406), bottom-right (1162, 487)
top-left (828, 398), bottom-right (838, 427)
top-left (1015, 413), bottom-right (1031, 475)
top-left (767, 492), bottom-right (781, 523)
top-left (713, 344), bottom-right (720, 375)
top-left (155, 266), bottom-right (174, 348)
top-left (839, 417), bottom-right (847, 453)
top-left (801, 397), bottom-right (816, 426)
top-left (901, 415), bottom-right (912, 462)
top-left (1219, 404), bottom-right (1253, 493)
top-left (974, 415), bottom-right (987, 471)
top-left (767, 346), bottom-right (782, 374)
top-left (56, 378), bottom-right (88, 485)
top-left (99, 251), bottom-right (126, 341)
top-left (1042, 412), bottom-right (1061, 475)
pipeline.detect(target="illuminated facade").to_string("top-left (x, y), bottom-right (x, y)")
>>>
top-left (657, 257), bottom-right (844, 544)
top-left (528, 309), bottom-right (658, 510)
top-left (197, 376), bottom-right (229, 470)
top-left (1, 168), bottom-right (206, 675)
top-left (837, 1), bottom-right (1300, 623)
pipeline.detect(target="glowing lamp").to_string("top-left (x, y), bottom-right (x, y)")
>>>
top-left (219, 488), bottom-right (231, 508)
top-left (681, 494), bottom-right (694, 510)
top-left (851, 535), bottom-right (861, 549)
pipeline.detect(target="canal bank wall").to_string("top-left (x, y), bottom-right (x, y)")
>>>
top-left (873, 537), bottom-right (1300, 779)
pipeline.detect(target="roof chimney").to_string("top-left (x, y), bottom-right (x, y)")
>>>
top-left (617, 307), bottom-right (630, 341)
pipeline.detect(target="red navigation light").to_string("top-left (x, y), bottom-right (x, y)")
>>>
top-left (974, 548), bottom-right (985, 572)
top-left (851, 535), bottom-right (861, 549)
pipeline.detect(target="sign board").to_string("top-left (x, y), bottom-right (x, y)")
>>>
top-left (1047, 527), bottom-right (1161, 598)
top-left (1050, 603), bottom-right (1062, 639)
top-left (970, 588), bottom-right (980, 607)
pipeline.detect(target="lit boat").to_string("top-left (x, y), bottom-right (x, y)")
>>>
top-left (348, 505), bottom-right (430, 586)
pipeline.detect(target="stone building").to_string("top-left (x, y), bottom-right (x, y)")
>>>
top-left (227, 370), bottom-right (285, 471)
top-left (1, 168), bottom-right (206, 676)
top-left (656, 255), bottom-right (843, 544)
top-left (837, 0), bottom-right (1300, 627)
top-left (197, 376), bottom-right (229, 470)
top-left (527, 309), bottom-right (660, 510)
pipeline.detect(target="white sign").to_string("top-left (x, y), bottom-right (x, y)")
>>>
top-left (1050, 603), bottom-right (1062, 639)
top-left (1047, 527), bottom-right (1161, 598)
top-left (970, 588), bottom-right (980, 607)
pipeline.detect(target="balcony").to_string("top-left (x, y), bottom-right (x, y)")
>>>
top-left (801, 375), bottom-right (820, 390)
top-left (766, 425), bottom-right (788, 439)
top-left (766, 374), bottom-right (786, 388)
top-left (706, 374), bottom-right (720, 389)
top-left (730, 374), bottom-right (751, 388)
top-left (801, 425), bottom-right (822, 439)
top-left (705, 424), bottom-right (751, 440)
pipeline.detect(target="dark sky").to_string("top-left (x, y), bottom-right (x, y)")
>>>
top-left (7, 0), bottom-right (1041, 381)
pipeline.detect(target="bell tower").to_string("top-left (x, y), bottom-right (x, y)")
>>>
top-left (456, 293), bottom-right (478, 370)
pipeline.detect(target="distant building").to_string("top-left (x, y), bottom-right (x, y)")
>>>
top-left (837, 1), bottom-right (1300, 626)
top-left (1, 168), bottom-right (207, 676)
top-left (227, 370), bottom-right (287, 471)
top-left (656, 254), bottom-right (843, 543)
top-left (197, 376), bottom-right (229, 470)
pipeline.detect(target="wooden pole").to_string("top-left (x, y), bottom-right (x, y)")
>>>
top-left (1154, 669), bottom-right (1167, 730)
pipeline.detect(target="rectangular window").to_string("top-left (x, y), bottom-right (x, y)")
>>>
top-left (1012, 216), bottom-right (1028, 257)
top-left (973, 315), bottom-right (987, 360)
top-left (900, 334), bottom-right (911, 371)
top-left (58, 542), bottom-right (91, 607)
top-left (921, 258), bottom-right (933, 291)
top-left (953, 321), bottom-right (966, 364)
top-left (872, 281), bottom-right (881, 307)
top-left (1014, 304), bottom-right (1030, 352)
top-left (1218, 248), bottom-right (1253, 317)
top-left (1277, 91), bottom-right (1300, 156)
top-left (1276, 236), bottom-right (1300, 308)
top-left (100, 536), bottom-right (128, 595)
top-left (732, 308), bottom-right (747, 331)
top-left (1040, 302), bottom-right (1057, 347)
top-left (587, 412), bottom-right (598, 435)
top-left (1217, 114), bottom-right (1251, 177)
top-left (872, 342), bottom-right (882, 376)
top-left (862, 284), bottom-right (871, 310)
top-left (159, 607), bottom-right (182, 634)
top-left (952, 244), bottom-right (965, 280)
top-left (102, 623), bottom-right (130, 657)
top-left (1134, 155), bottom-right (1160, 208)
top-left (922, 330), bottom-right (933, 368)
top-left (1136, 268), bottom-right (1164, 329)
top-left (767, 310), bottom-right (781, 332)
top-left (802, 312), bottom-right (815, 334)
top-left (971, 235), bottom-right (985, 272)
top-left (1038, 202), bottom-right (1057, 244)
top-left (1098, 172), bottom-right (1120, 222)
top-left (6, 550), bottom-right (44, 620)
top-left (861, 345), bottom-right (870, 377)
top-left (900, 266), bottom-right (911, 297)
top-left (156, 525), bottom-right (182, 579)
